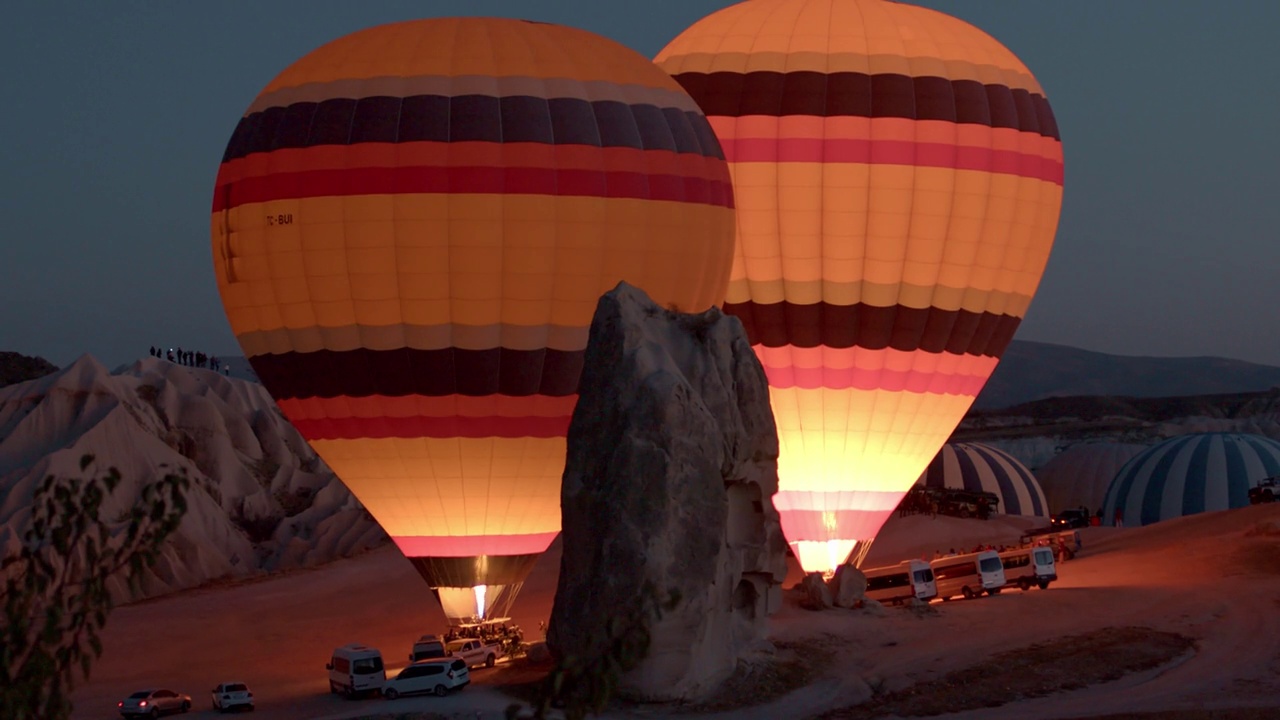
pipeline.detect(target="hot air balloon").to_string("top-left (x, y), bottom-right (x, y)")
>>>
top-left (1038, 442), bottom-right (1146, 515)
top-left (1102, 433), bottom-right (1280, 527)
top-left (211, 17), bottom-right (735, 622)
top-left (916, 442), bottom-right (1048, 519)
top-left (656, 0), bottom-right (1064, 573)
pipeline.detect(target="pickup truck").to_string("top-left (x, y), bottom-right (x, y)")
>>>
top-left (1249, 477), bottom-right (1279, 504)
top-left (446, 638), bottom-right (504, 668)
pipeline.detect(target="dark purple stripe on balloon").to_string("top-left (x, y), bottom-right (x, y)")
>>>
top-left (670, 71), bottom-right (1060, 141)
top-left (724, 301), bottom-right (1022, 358)
top-left (222, 95), bottom-right (727, 162)
top-left (248, 347), bottom-right (585, 400)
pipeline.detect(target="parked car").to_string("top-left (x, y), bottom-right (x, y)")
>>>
top-left (118, 689), bottom-right (192, 717)
top-left (382, 658), bottom-right (470, 699)
top-left (1051, 509), bottom-right (1091, 529)
top-left (211, 682), bottom-right (254, 712)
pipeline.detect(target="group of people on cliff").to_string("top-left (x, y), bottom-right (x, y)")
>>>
top-left (148, 346), bottom-right (230, 375)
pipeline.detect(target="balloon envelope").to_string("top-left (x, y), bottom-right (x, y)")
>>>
top-left (916, 442), bottom-right (1048, 519)
top-left (212, 17), bottom-right (735, 620)
top-left (1102, 433), bottom-right (1280, 527)
top-left (656, 0), bottom-right (1064, 573)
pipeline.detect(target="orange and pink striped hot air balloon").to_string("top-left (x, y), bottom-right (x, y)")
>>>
top-left (657, 0), bottom-right (1064, 573)
top-left (211, 17), bottom-right (735, 622)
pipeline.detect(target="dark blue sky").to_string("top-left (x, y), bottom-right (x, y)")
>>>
top-left (3, 1), bottom-right (1278, 369)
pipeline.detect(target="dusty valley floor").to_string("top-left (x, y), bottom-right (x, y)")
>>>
top-left (69, 504), bottom-right (1280, 720)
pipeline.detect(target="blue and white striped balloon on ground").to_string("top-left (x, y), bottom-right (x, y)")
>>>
top-left (917, 442), bottom-right (1049, 518)
top-left (1101, 432), bottom-right (1280, 527)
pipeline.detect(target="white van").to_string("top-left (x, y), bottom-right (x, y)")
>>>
top-left (326, 643), bottom-right (385, 698)
top-left (931, 550), bottom-right (1006, 600)
top-left (998, 546), bottom-right (1057, 591)
top-left (410, 634), bottom-right (446, 663)
top-left (862, 559), bottom-right (938, 605)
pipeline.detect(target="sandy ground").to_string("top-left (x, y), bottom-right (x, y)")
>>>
top-left (68, 504), bottom-right (1280, 720)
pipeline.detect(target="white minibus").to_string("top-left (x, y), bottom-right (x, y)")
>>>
top-left (998, 546), bottom-right (1057, 591)
top-left (930, 550), bottom-right (1006, 600)
top-left (862, 559), bottom-right (938, 605)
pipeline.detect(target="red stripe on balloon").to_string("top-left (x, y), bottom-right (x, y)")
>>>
top-left (394, 532), bottom-right (559, 558)
top-left (722, 137), bottom-right (1063, 185)
top-left (214, 166), bottom-right (735, 211)
top-left (293, 414), bottom-right (572, 440)
top-left (277, 393), bottom-right (578, 422)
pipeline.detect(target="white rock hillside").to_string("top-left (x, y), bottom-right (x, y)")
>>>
top-left (0, 355), bottom-right (386, 601)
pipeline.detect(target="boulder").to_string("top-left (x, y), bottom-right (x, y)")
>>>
top-left (907, 597), bottom-right (939, 617)
top-left (797, 572), bottom-right (833, 611)
top-left (547, 282), bottom-right (787, 702)
top-left (828, 563), bottom-right (867, 608)
top-left (525, 642), bottom-right (553, 664)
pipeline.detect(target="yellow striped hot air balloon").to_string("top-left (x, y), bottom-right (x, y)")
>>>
top-left (211, 17), bottom-right (735, 622)
top-left (656, 0), bottom-right (1064, 574)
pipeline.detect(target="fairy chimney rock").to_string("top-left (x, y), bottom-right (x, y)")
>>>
top-left (547, 282), bottom-right (787, 702)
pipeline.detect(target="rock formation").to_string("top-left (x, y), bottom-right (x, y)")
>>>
top-left (793, 565), bottom-right (873, 612)
top-left (548, 282), bottom-right (787, 702)
top-left (829, 564), bottom-right (867, 609)
top-left (0, 354), bottom-right (386, 602)
top-left (797, 573), bottom-right (833, 611)
top-left (0, 351), bottom-right (58, 388)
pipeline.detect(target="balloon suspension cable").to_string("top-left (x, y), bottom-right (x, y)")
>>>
top-left (845, 539), bottom-right (876, 569)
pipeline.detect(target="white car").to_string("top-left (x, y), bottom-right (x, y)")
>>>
top-left (382, 658), bottom-right (470, 699)
top-left (211, 682), bottom-right (254, 712)
top-left (118, 689), bottom-right (192, 717)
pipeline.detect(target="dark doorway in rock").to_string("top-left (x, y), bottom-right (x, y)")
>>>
top-left (726, 481), bottom-right (764, 548)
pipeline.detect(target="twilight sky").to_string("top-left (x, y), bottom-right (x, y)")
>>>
top-left (2, 1), bottom-right (1278, 369)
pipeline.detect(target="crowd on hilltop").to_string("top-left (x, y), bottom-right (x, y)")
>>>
top-left (149, 346), bottom-right (231, 375)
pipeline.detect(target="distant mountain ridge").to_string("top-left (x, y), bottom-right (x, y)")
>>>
top-left (974, 341), bottom-right (1280, 410)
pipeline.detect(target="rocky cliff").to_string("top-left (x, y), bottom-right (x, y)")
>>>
top-left (0, 355), bottom-right (386, 602)
top-left (549, 283), bottom-right (787, 702)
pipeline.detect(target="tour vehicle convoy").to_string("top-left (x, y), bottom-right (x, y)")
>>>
top-left (931, 550), bottom-right (1006, 600)
top-left (326, 643), bottom-right (386, 697)
top-left (998, 546), bottom-right (1058, 591)
top-left (862, 559), bottom-right (937, 604)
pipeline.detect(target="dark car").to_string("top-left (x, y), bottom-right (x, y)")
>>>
top-left (1051, 509), bottom-right (1091, 529)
